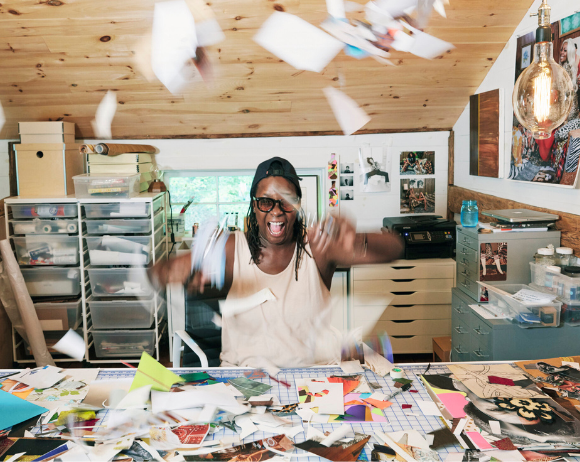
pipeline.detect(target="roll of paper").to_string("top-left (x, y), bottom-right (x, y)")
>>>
top-left (66, 223), bottom-right (78, 233)
top-left (42, 224), bottom-right (53, 233)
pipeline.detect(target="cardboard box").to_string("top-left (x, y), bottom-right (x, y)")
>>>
top-left (15, 143), bottom-right (85, 196)
top-left (21, 133), bottom-right (76, 144)
top-left (18, 121), bottom-right (75, 135)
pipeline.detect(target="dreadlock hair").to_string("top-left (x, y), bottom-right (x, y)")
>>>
top-left (245, 203), bottom-right (311, 281)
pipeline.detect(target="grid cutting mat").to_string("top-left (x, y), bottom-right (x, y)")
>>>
top-left (94, 363), bottom-right (462, 460)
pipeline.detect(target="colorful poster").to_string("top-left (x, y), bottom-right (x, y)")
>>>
top-left (479, 242), bottom-right (507, 282)
top-left (399, 151), bottom-right (435, 176)
top-left (400, 178), bottom-right (435, 214)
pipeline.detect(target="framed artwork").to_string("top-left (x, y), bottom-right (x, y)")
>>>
top-left (470, 89), bottom-right (502, 178)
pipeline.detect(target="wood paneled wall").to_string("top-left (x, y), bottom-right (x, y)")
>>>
top-left (448, 185), bottom-right (580, 254)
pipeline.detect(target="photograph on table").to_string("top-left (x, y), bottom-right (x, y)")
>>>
top-left (341, 176), bottom-right (354, 187)
top-left (479, 242), bottom-right (507, 282)
top-left (399, 151), bottom-right (435, 175)
top-left (341, 188), bottom-right (354, 201)
top-left (510, 12), bottom-right (580, 186)
top-left (400, 178), bottom-right (435, 214)
top-left (358, 146), bottom-right (391, 193)
top-left (341, 162), bottom-right (354, 174)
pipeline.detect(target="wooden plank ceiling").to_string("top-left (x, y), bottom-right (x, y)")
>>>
top-left (0, 0), bottom-right (533, 139)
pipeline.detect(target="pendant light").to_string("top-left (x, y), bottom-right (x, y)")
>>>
top-left (512, 0), bottom-right (574, 140)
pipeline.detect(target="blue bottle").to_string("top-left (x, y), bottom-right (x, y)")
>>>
top-left (460, 200), bottom-right (478, 227)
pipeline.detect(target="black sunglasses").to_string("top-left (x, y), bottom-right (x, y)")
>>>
top-left (253, 196), bottom-right (298, 213)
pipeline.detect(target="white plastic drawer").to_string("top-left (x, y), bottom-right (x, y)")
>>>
top-left (13, 235), bottom-right (79, 266)
top-left (11, 219), bottom-right (79, 235)
top-left (87, 267), bottom-right (153, 297)
top-left (354, 304), bottom-right (451, 322)
top-left (35, 299), bottom-right (82, 331)
top-left (93, 329), bottom-right (155, 357)
top-left (85, 219), bottom-right (152, 235)
top-left (88, 296), bottom-right (155, 329)
top-left (358, 319), bottom-right (451, 336)
top-left (83, 203), bottom-right (151, 218)
top-left (21, 267), bottom-right (81, 297)
top-left (10, 204), bottom-right (78, 219)
top-left (154, 210), bottom-right (165, 231)
top-left (85, 236), bottom-right (152, 266)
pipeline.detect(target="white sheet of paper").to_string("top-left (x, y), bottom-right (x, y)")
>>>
top-left (307, 425), bottom-right (326, 440)
top-left (88, 442), bottom-right (122, 462)
top-left (402, 23), bottom-right (454, 59)
top-left (6, 453), bottom-right (26, 462)
top-left (340, 360), bottom-right (364, 374)
top-left (13, 366), bottom-right (64, 389)
top-left (299, 380), bottom-right (344, 415)
top-left (369, 392), bottom-right (387, 401)
top-left (235, 414), bottom-right (258, 439)
top-left (296, 408), bottom-right (315, 422)
top-left (173, 408), bottom-right (202, 422)
top-left (52, 329), bottom-right (86, 361)
top-left (512, 288), bottom-right (557, 305)
top-left (323, 86), bottom-right (371, 136)
top-left (320, 424), bottom-right (353, 447)
top-left (253, 12), bottom-right (344, 73)
top-left (489, 420), bottom-right (502, 434)
top-left (416, 399), bottom-right (442, 417)
top-left (91, 90), bottom-right (117, 139)
top-left (115, 385), bottom-right (151, 410)
top-left (374, 431), bottom-right (417, 462)
top-left (453, 418), bottom-right (467, 436)
top-left (195, 19), bottom-right (225, 47)
top-left (326, 0), bottom-right (346, 18)
top-left (388, 430), bottom-right (431, 451)
top-left (562, 361), bottom-right (580, 370)
top-left (151, 387), bottom-right (237, 414)
top-left (249, 413), bottom-right (287, 427)
top-left (57, 444), bottom-right (91, 462)
top-left (152, 0), bottom-right (198, 94)
top-left (373, 0), bottom-right (418, 18)
top-left (391, 30), bottom-right (415, 52)
top-left (219, 288), bottom-right (276, 318)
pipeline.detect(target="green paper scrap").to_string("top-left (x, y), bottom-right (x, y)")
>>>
top-left (228, 377), bottom-right (272, 399)
top-left (129, 352), bottom-right (183, 392)
top-left (393, 378), bottom-right (413, 385)
top-left (180, 372), bottom-right (212, 383)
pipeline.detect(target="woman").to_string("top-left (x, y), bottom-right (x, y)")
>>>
top-left (150, 157), bottom-right (404, 369)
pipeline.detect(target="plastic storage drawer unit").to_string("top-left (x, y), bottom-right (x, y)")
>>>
top-left (83, 203), bottom-right (151, 218)
top-left (13, 235), bottom-right (79, 265)
top-left (73, 174), bottom-right (140, 199)
top-left (87, 267), bottom-right (153, 297)
top-left (10, 204), bottom-right (78, 219)
top-left (21, 267), bottom-right (81, 297)
top-left (93, 330), bottom-right (156, 357)
top-left (85, 236), bottom-right (152, 266)
top-left (87, 296), bottom-right (156, 329)
top-left (85, 219), bottom-right (152, 235)
top-left (11, 219), bottom-right (79, 235)
top-left (35, 299), bottom-right (82, 331)
top-left (481, 282), bottom-right (562, 328)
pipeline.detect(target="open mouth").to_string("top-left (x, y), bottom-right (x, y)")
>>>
top-left (267, 221), bottom-right (286, 237)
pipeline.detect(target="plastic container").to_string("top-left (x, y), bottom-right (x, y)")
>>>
top-left (73, 174), bottom-right (140, 198)
top-left (562, 301), bottom-right (580, 326)
top-left (87, 296), bottom-right (156, 329)
top-left (556, 247), bottom-right (574, 267)
top-left (11, 219), bottom-right (79, 235)
top-left (21, 267), bottom-right (81, 297)
top-left (83, 203), bottom-right (151, 218)
top-left (543, 265), bottom-right (562, 293)
top-left (87, 267), bottom-right (153, 297)
top-left (10, 204), bottom-right (78, 219)
top-left (154, 225), bottom-right (165, 248)
top-left (93, 329), bottom-right (156, 357)
top-left (23, 329), bottom-right (84, 357)
top-left (460, 200), bottom-right (478, 227)
top-left (85, 236), bottom-right (152, 266)
top-left (480, 282), bottom-right (562, 328)
top-left (35, 299), bottom-right (82, 331)
top-left (85, 219), bottom-right (152, 235)
top-left (13, 235), bottom-right (79, 266)
top-left (153, 210), bottom-right (165, 231)
top-left (534, 247), bottom-right (556, 265)
top-left (531, 262), bottom-right (580, 303)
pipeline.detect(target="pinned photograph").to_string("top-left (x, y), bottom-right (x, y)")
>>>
top-left (480, 242), bottom-right (508, 282)
top-left (341, 163), bottom-right (354, 174)
top-left (400, 178), bottom-right (435, 214)
top-left (358, 147), bottom-right (391, 193)
top-left (341, 189), bottom-right (354, 200)
top-left (341, 176), bottom-right (354, 187)
top-left (399, 151), bottom-right (435, 175)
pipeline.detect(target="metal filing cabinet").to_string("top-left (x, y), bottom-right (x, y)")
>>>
top-left (451, 288), bottom-right (580, 361)
top-left (456, 226), bottom-right (560, 302)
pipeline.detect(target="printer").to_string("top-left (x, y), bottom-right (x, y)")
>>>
top-left (383, 215), bottom-right (456, 260)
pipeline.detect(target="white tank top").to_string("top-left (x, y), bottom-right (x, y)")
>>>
top-left (220, 231), bottom-right (334, 368)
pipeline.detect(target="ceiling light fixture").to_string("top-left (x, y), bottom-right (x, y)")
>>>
top-left (512, 0), bottom-right (574, 140)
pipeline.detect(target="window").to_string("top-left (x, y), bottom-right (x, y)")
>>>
top-left (165, 172), bottom-right (253, 232)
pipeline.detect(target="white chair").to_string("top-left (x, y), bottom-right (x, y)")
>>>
top-left (172, 330), bottom-right (208, 368)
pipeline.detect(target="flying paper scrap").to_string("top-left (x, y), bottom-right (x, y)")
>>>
top-left (323, 86), bottom-right (371, 135)
top-left (91, 90), bottom-right (117, 139)
top-left (254, 11), bottom-right (344, 73)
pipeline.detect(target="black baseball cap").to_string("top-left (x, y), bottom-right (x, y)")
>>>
top-left (250, 157), bottom-right (302, 198)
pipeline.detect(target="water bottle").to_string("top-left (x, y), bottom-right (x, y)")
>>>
top-left (460, 200), bottom-right (478, 227)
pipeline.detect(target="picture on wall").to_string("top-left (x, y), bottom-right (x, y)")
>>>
top-left (400, 178), bottom-right (435, 214)
top-left (358, 147), bottom-right (391, 193)
top-left (340, 189), bottom-right (354, 201)
top-left (341, 163), bottom-right (354, 174)
top-left (329, 180), bottom-right (338, 207)
top-left (510, 13), bottom-right (580, 186)
top-left (341, 176), bottom-right (354, 187)
top-left (399, 151), bottom-right (435, 175)
top-left (470, 89), bottom-right (501, 178)
top-left (480, 242), bottom-right (507, 282)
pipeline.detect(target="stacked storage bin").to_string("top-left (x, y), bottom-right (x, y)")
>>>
top-left (5, 199), bottom-right (83, 363)
top-left (80, 190), bottom-right (167, 363)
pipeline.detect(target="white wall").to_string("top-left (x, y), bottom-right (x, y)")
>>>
top-left (0, 132), bottom-right (449, 230)
top-left (453, 0), bottom-right (580, 214)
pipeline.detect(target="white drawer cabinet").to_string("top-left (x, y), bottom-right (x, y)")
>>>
top-left (351, 258), bottom-right (455, 354)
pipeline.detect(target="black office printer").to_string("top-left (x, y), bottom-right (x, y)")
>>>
top-left (383, 215), bottom-right (456, 260)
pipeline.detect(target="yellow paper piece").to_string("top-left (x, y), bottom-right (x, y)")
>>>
top-left (130, 352), bottom-right (183, 392)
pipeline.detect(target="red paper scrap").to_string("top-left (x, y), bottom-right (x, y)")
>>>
top-left (488, 376), bottom-right (515, 386)
top-left (409, 390), bottom-right (419, 393)
top-left (491, 437), bottom-right (517, 451)
top-left (402, 404), bottom-right (412, 409)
